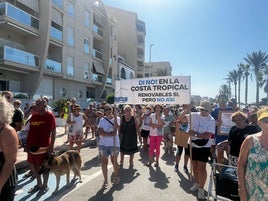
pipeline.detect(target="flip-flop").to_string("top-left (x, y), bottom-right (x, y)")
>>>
top-left (28, 185), bottom-right (41, 193)
top-left (37, 187), bottom-right (49, 196)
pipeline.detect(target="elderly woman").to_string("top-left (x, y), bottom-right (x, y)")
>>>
top-left (0, 94), bottom-right (18, 201)
top-left (238, 107), bottom-right (268, 201)
top-left (119, 105), bottom-right (140, 168)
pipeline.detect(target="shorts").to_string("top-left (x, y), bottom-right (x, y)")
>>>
top-left (141, 129), bottom-right (150, 138)
top-left (99, 145), bottom-right (120, 157)
top-left (192, 147), bottom-right (211, 163)
top-left (27, 152), bottom-right (48, 166)
top-left (69, 133), bottom-right (83, 143)
top-left (176, 144), bottom-right (190, 156)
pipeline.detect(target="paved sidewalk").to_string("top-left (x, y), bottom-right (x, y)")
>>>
top-left (15, 126), bottom-right (97, 171)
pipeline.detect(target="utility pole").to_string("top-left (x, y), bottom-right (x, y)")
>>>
top-left (149, 44), bottom-right (154, 77)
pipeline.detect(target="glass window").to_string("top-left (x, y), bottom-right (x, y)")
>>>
top-left (67, 26), bottom-right (74, 47)
top-left (84, 62), bottom-right (89, 80)
top-left (67, 56), bottom-right (74, 76)
top-left (84, 10), bottom-right (90, 28)
top-left (84, 37), bottom-right (89, 54)
top-left (67, 2), bottom-right (74, 17)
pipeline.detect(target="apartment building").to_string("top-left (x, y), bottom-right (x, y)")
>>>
top-left (144, 61), bottom-right (172, 77)
top-left (105, 5), bottom-right (146, 79)
top-left (0, 0), bottom-right (118, 107)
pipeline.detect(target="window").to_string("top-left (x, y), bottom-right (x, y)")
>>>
top-left (84, 62), bottom-right (89, 80)
top-left (67, 26), bottom-right (74, 47)
top-left (67, 56), bottom-right (74, 76)
top-left (84, 10), bottom-right (90, 27)
top-left (120, 68), bottom-right (126, 79)
top-left (84, 37), bottom-right (89, 54)
top-left (67, 2), bottom-right (74, 17)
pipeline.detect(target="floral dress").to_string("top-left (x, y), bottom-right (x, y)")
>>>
top-left (245, 135), bottom-right (268, 201)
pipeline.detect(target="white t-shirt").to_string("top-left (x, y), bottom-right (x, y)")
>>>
top-left (189, 112), bottom-right (215, 148)
top-left (98, 116), bottom-right (120, 147)
top-left (149, 113), bottom-right (164, 136)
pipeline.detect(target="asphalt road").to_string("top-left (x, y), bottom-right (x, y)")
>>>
top-left (15, 142), bottom-right (232, 201)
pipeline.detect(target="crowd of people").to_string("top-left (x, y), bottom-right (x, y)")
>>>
top-left (0, 91), bottom-right (267, 200)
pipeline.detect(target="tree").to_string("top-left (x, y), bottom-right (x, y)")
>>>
top-left (237, 65), bottom-right (243, 108)
top-left (244, 50), bottom-right (268, 106)
top-left (226, 70), bottom-right (239, 101)
top-left (238, 63), bottom-right (251, 106)
top-left (219, 84), bottom-right (230, 98)
top-left (154, 68), bottom-right (169, 76)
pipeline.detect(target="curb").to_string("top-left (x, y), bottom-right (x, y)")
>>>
top-left (16, 139), bottom-right (97, 172)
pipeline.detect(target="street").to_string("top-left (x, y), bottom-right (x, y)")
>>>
top-left (15, 142), bottom-right (228, 201)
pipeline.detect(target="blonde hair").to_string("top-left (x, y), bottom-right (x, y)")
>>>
top-left (231, 111), bottom-right (247, 122)
top-left (123, 104), bottom-right (132, 111)
top-left (0, 94), bottom-right (14, 125)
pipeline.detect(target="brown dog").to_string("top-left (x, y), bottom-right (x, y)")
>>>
top-left (43, 150), bottom-right (82, 193)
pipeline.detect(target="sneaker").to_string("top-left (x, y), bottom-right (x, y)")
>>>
top-left (174, 164), bottom-right (179, 172)
top-left (198, 188), bottom-right (205, 199)
top-left (183, 166), bottom-right (189, 173)
top-left (102, 180), bottom-right (108, 189)
top-left (189, 183), bottom-right (199, 192)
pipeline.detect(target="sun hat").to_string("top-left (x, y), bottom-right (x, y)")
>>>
top-left (196, 100), bottom-right (212, 112)
top-left (257, 107), bottom-right (268, 121)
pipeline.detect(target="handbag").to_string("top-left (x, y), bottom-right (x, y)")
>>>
top-left (175, 129), bottom-right (189, 148)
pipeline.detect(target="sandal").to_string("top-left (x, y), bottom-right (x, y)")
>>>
top-left (113, 177), bottom-right (120, 185)
top-left (154, 162), bottom-right (159, 167)
top-left (23, 170), bottom-right (33, 178)
top-left (37, 186), bottom-right (49, 196)
top-left (146, 162), bottom-right (151, 167)
top-left (28, 185), bottom-right (41, 193)
top-left (102, 180), bottom-right (108, 189)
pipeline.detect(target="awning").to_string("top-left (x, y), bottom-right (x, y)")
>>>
top-left (93, 61), bottom-right (105, 75)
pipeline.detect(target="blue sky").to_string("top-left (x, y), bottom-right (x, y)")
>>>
top-left (103, 0), bottom-right (268, 103)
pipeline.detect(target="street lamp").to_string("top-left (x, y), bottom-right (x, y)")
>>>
top-left (149, 44), bottom-right (154, 77)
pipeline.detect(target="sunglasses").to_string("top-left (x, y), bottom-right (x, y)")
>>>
top-left (218, 98), bottom-right (227, 102)
top-left (104, 108), bottom-right (112, 111)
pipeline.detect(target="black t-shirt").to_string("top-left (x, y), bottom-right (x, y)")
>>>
top-left (228, 124), bottom-right (259, 157)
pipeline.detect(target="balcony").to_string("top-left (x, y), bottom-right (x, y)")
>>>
top-left (106, 77), bottom-right (112, 85)
top-left (50, 26), bottom-right (62, 41)
top-left (92, 73), bottom-right (103, 83)
top-left (92, 49), bottom-right (103, 60)
top-left (93, 24), bottom-right (103, 38)
top-left (0, 3), bottom-right (39, 34)
top-left (0, 45), bottom-right (38, 67)
top-left (45, 58), bottom-right (62, 73)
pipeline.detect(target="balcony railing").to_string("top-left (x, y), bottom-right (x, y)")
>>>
top-left (92, 49), bottom-right (103, 60)
top-left (50, 27), bottom-right (62, 41)
top-left (93, 24), bottom-right (103, 37)
top-left (0, 45), bottom-right (38, 67)
top-left (106, 77), bottom-right (112, 85)
top-left (45, 58), bottom-right (62, 73)
top-left (92, 73), bottom-right (102, 82)
top-left (0, 3), bottom-right (39, 29)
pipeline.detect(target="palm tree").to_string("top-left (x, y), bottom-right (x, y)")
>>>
top-left (237, 65), bottom-right (243, 108)
top-left (154, 68), bottom-right (169, 76)
top-left (219, 84), bottom-right (230, 98)
top-left (260, 65), bottom-right (268, 104)
top-left (238, 63), bottom-right (251, 106)
top-left (244, 50), bottom-right (268, 106)
top-left (224, 77), bottom-right (232, 99)
top-left (226, 70), bottom-right (239, 101)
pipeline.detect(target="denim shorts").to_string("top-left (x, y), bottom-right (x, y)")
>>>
top-left (99, 145), bottom-right (120, 157)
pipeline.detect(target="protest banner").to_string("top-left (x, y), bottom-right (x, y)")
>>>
top-left (114, 76), bottom-right (191, 105)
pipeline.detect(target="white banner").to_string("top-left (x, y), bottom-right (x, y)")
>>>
top-left (114, 76), bottom-right (191, 105)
